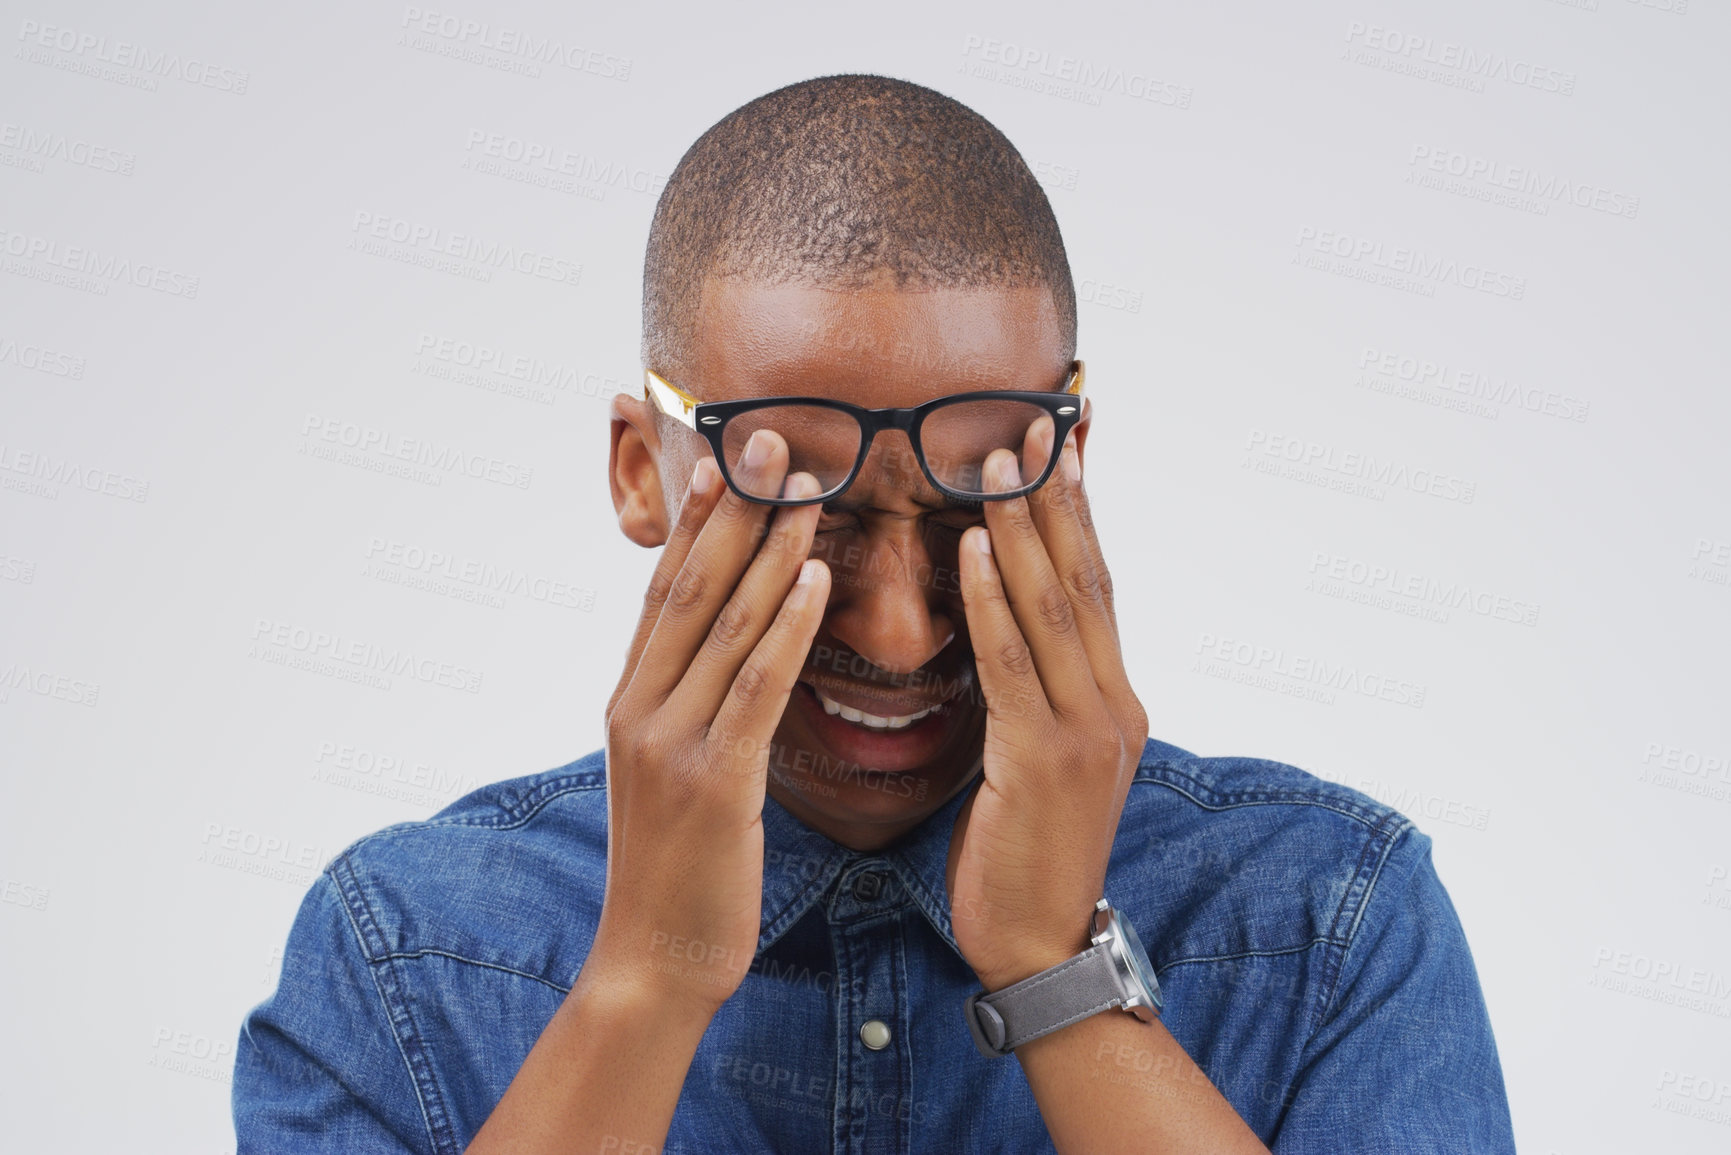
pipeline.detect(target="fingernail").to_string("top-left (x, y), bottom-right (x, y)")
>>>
top-left (975, 528), bottom-right (993, 557)
top-left (690, 456), bottom-right (717, 494)
top-left (1061, 446), bottom-right (1081, 484)
top-left (741, 430), bottom-right (769, 471)
top-left (797, 559), bottom-right (822, 585)
top-left (996, 454), bottom-right (1021, 488)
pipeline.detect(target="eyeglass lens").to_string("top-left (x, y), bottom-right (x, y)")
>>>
top-left (717, 398), bottom-right (1061, 501)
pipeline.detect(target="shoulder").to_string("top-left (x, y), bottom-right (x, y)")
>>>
top-left (339, 747), bottom-right (609, 850)
top-left (1117, 737), bottom-right (1431, 964)
top-left (310, 749), bottom-right (610, 987)
top-left (1129, 735), bottom-right (1408, 831)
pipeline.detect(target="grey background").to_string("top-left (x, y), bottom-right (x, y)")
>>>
top-left (2, 1), bottom-right (1727, 1151)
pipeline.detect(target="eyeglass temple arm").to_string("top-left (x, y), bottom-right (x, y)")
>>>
top-left (643, 370), bottom-right (701, 431)
top-left (1066, 360), bottom-right (1086, 398)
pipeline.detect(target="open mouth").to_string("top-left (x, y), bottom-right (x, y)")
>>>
top-left (810, 686), bottom-right (942, 731)
top-left (788, 671), bottom-right (976, 776)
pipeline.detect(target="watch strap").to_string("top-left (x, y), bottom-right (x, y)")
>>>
top-left (964, 941), bottom-right (1122, 1057)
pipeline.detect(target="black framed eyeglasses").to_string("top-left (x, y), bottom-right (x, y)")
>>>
top-left (642, 360), bottom-right (1086, 506)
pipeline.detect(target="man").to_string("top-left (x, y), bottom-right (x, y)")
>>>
top-left (234, 75), bottom-right (1515, 1153)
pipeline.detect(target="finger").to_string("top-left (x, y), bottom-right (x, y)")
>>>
top-left (669, 471), bottom-right (823, 723)
top-left (707, 558), bottom-right (832, 783)
top-left (629, 430), bottom-right (793, 705)
top-left (957, 525), bottom-right (1052, 734)
top-left (1022, 414), bottom-right (1131, 700)
top-left (977, 446), bottom-right (1100, 718)
top-left (610, 455), bottom-right (727, 717)
top-left (1019, 413), bottom-right (1053, 489)
top-left (1055, 402), bottom-right (1114, 621)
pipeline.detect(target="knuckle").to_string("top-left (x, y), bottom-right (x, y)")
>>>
top-left (1064, 561), bottom-right (1106, 607)
top-left (1095, 566), bottom-right (1116, 610)
top-left (1038, 480), bottom-right (1077, 516)
top-left (715, 727), bottom-right (766, 767)
top-left (1000, 498), bottom-right (1037, 536)
top-left (996, 636), bottom-right (1036, 680)
top-left (1035, 583), bottom-right (1076, 632)
top-left (715, 491), bottom-right (758, 532)
top-left (698, 492), bottom-right (751, 544)
top-left (1074, 496), bottom-right (1097, 533)
top-left (605, 692), bottom-right (643, 732)
top-left (710, 596), bottom-right (754, 649)
top-left (642, 570), bottom-right (675, 613)
top-left (1125, 699), bottom-right (1149, 743)
top-left (730, 660), bottom-right (773, 710)
top-left (666, 565), bottom-right (708, 616)
top-left (620, 723), bottom-right (666, 769)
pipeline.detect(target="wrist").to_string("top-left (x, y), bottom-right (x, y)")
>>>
top-left (973, 926), bottom-right (1094, 993)
top-left (576, 932), bottom-right (741, 1023)
top-left (570, 957), bottom-right (725, 1039)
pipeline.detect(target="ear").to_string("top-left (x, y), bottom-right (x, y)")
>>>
top-left (610, 392), bottom-right (670, 548)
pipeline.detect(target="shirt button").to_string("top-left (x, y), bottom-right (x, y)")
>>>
top-left (860, 1020), bottom-right (892, 1050)
top-left (852, 870), bottom-right (885, 901)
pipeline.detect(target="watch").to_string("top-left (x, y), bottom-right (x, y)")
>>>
top-left (963, 898), bottom-right (1162, 1058)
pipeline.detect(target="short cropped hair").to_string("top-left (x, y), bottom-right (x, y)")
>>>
top-left (641, 74), bottom-right (1077, 379)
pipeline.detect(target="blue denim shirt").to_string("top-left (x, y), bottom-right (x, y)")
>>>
top-left (233, 737), bottom-right (1515, 1153)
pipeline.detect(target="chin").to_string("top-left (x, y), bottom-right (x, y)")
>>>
top-left (766, 687), bottom-right (985, 830)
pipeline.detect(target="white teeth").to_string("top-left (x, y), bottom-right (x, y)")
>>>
top-left (813, 688), bottom-right (935, 731)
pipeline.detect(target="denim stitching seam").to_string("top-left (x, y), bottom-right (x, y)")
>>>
top-left (372, 953), bottom-right (461, 1155)
top-left (1137, 771), bottom-right (1388, 829)
top-left (1153, 938), bottom-right (1343, 974)
top-left (328, 863), bottom-right (442, 1155)
top-left (334, 775), bottom-right (605, 861)
top-left (1312, 811), bottom-right (1409, 1036)
top-left (373, 948), bottom-right (574, 995)
top-left (333, 857), bottom-right (463, 1155)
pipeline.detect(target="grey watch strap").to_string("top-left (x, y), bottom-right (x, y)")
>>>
top-left (964, 942), bottom-right (1122, 1057)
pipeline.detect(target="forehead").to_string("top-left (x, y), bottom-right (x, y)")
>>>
top-left (685, 277), bottom-right (1068, 406)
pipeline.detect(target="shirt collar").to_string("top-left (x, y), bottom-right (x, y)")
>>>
top-left (757, 771), bottom-right (982, 965)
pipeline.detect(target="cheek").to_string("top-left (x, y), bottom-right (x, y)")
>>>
top-left (657, 440), bottom-right (706, 523)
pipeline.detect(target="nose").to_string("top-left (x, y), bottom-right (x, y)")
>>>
top-left (818, 519), bottom-right (958, 678)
